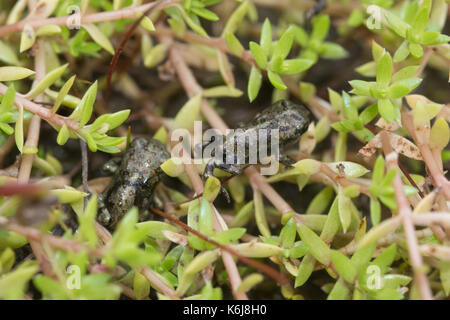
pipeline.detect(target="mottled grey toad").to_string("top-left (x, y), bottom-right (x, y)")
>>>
top-left (202, 100), bottom-right (311, 199)
top-left (97, 137), bottom-right (170, 228)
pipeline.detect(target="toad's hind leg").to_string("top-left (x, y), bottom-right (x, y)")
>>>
top-left (97, 193), bottom-right (112, 227)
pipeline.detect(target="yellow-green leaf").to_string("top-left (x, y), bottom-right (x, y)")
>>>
top-left (84, 24), bottom-right (114, 55)
top-left (0, 67), bottom-right (35, 81)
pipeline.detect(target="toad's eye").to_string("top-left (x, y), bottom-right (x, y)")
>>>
top-left (281, 100), bottom-right (289, 108)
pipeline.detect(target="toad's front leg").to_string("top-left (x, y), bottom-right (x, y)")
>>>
top-left (97, 193), bottom-right (112, 227)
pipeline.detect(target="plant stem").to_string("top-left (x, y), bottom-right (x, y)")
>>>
top-left (0, 83), bottom-right (80, 131)
top-left (380, 131), bottom-right (432, 300)
top-left (0, 2), bottom-right (161, 37)
top-left (402, 111), bottom-right (450, 201)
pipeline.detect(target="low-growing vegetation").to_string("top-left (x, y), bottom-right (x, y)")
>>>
top-left (0, 0), bottom-right (449, 300)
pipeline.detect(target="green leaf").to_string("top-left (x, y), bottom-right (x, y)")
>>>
top-left (392, 65), bottom-right (420, 82)
top-left (280, 218), bottom-right (296, 249)
top-left (351, 243), bottom-right (376, 271)
top-left (248, 66), bottom-right (262, 102)
top-left (212, 228), bottom-right (246, 245)
top-left (140, 16), bottom-right (155, 32)
top-left (277, 59), bottom-right (314, 75)
top-left (338, 190), bottom-right (352, 233)
top-left (371, 41), bottom-right (385, 62)
top-left (327, 277), bottom-right (351, 300)
top-left (267, 71), bottom-right (287, 90)
top-left (272, 25), bottom-right (295, 61)
top-left (393, 40), bottom-right (410, 62)
top-left (172, 94), bottom-right (202, 130)
top-left (320, 198), bottom-right (341, 242)
top-left (25, 64), bottom-right (68, 100)
top-left (186, 201), bottom-right (204, 250)
top-left (20, 24), bottom-right (36, 52)
top-left (357, 217), bottom-right (401, 248)
top-left (422, 32), bottom-right (450, 45)
top-left (378, 98), bottom-right (395, 122)
top-left (306, 186), bottom-right (334, 215)
top-left (0, 248), bottom-right (15, 274)
top-left (230, 201), bottom-right (254, 228)
top-left (254, 189), bottom-right (271, 237)
top-left (360, 103), bottom-right (378, 124)
top-left (202, 86), bottom-right (243, 98)
top-left (249, 41), bottom-right (267, 69)
top-left (225, 32), bottom-right (244, 56)
top-left (203, 176), bottom-right (221, 201)
top-left (384, 11), bottom-right (409, 37)
top-left (222, 1), bottom-right (248, 35)
top-left (162, 245), bottom-right (184, 271)
top-left (440, 260), bottom-right (450, 295)
top-left (297, 224), bottom-right (330, 265)
top-left (83, 24), bottom-right (114, 54)
top-left (144, 44), bottom-right (169, 68)
top-left (237, 273), bottom-right (264, 293)
top-left (347, 9), bottom-right (364, 27)
top-left (133, 272), bottom-right (150, 300)
top-left (409, 42), bottom-right (423, 58)
top-left (372, 244), bottom-right (397, 274)
top-left (370, 197), bottom-right (381, 225)
top-left (180, 10), bottom-right (208, 36)
top-left (0, 67), bottom-right (35, 81)
top-left (191, 7), bottom-right (219, 21)
top-left (331, 250), bottom-right (357, 283)
top-left (292, 25), bottom-right (308, 47)
top-left (77, 195), bottom-right (98, 247)
top-left (348, 80), bottom-right (371, 96)
top-left (176, 249), bottom-right (220, 296)
top-left (0, 261), bottom-right (39, 299)
top-left (36, 25), bottom-right (61, 37)
top-left (412, 6), bottom-right (430, 34)
top-left (199, 199), bottom-right (214, 237)
top-left (372, 287), bottom-right (404, 300)
top-left (371, 156), bottom-right (385, 186)
top-left (299, 82), bottom-right (316, 102)
top-left (136, 221), bottom-right (178, 240)
top-left (388, 77), bottom-right (422, 99)
top-left (0, 40), bottom-right (19, 65)
top-left (325, 161), bottom-right (369, 178)
top-left (376, 51), bottom-right (392, 86)
top-left (311, 14), bottom-right (330, 42)
top-left (69, 81), bottom-right (97, 127)
top-left (56, 124), bottom-right (70, 146)
top-left (342, 92), bottom-right (358, 120)
top-left (230, 242), bottom-right (282, 257)
top-left (0, 86), bottom-right (16, 114)
top-left (288, 241), bottom-right (308, 258)
top-left (319, 42), bottom-right (348, 59)
top-left (51, 75), bottom-right (76, 114)
top-left (356, 61), bottom-right (376, 77)
top-left (295, 253), bottom-right (315, 287)
top-left (51, 186), bottom-right (87, 204)
top-left (430, 117), bottom-right (450, 150)
top-left (260, 18), bottom-right (272, 56)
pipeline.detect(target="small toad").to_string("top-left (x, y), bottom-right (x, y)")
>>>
top-left (97, 137), bottom-right (170, 228)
